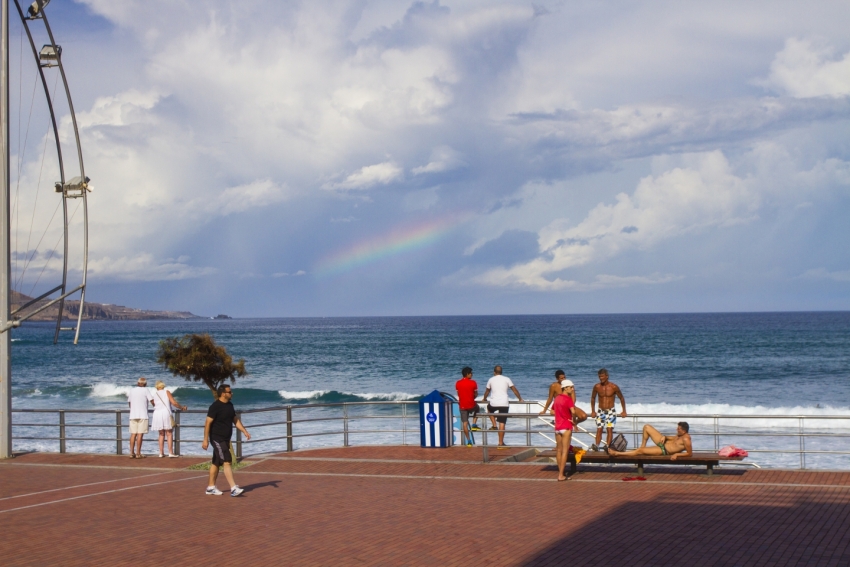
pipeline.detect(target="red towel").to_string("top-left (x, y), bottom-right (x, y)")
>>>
top-left (718, 445), bottom-right (749, 458)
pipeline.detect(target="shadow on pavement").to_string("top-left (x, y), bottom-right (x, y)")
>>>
top-left (521, 491), bottom-right (850, 567)
top-left (242, 480), bottom-right (282, 493)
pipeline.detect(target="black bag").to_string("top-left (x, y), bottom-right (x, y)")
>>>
top-left (610, 433), bottom-right (628, 452)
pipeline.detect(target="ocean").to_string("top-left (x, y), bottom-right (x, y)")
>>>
top-left (10, 312), bottom-right (850, 468)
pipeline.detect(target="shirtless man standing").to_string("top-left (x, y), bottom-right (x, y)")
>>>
top-left (589, 368), bottom-right (626, 450)
top-left (540, 370), bottom-right (587, 425)
top-left (608, 422), bottom-right (693, 460)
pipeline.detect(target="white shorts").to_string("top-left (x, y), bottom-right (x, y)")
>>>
top-left (129, 419), bottom-right (149, 434)
top-left (555, 429), bottom-right (572, 435)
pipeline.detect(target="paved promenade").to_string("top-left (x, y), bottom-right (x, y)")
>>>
top-left (1, 447), bottom-right (848, 566)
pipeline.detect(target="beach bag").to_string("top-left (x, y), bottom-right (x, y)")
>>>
top-left (610, 433), bottom-right (627, 452)
top-left (719, 445), bottom-right (748, 458)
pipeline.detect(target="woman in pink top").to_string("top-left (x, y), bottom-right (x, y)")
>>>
top-left (552, 380), bottom-right (577, 481)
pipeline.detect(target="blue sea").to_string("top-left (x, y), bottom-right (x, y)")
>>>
top-left (10, 312), bottom-right (850, 468)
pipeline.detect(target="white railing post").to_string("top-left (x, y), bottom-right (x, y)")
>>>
top-left (714, 415), bottom-right (719, 452)
top-left (58, 410), bottom-right (65, 453)
top-left (343, 404), bottom-right (349, 447)
top-left (286, 406), bottom-right (293, 452)
top-left (401, 402), bottom-right (407, 445)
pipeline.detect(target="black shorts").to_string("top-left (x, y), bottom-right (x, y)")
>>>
top-left (210, 436), bottom-right (232, 466)
top-left (460, 406), bottom-right (479, 422)
top-left (487, 404), bottom-right (510, 424)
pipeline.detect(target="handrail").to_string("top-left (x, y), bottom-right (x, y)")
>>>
top-left (11, 401), bottom-right (850, 470)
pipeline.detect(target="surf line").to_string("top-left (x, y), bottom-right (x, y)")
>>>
top-left (0, 474), bottom-right (203, 515)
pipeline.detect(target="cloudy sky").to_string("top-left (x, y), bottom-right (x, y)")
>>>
top-left (9, 0), bottom-right (850, 316)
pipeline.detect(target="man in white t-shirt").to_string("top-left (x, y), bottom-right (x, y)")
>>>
top-left (481, 365), bottom-right (524, 448)
top-left (128, 377), bottom-right (154, 458)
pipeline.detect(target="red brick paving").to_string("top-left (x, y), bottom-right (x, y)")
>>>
top-left (1, 447), bottom-right (848, 566)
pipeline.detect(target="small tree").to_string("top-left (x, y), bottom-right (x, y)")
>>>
top-left (156, 334), bottom-right (247, 398)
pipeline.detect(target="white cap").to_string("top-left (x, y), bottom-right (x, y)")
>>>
top-left (560, 379), bottom-right (574, 388)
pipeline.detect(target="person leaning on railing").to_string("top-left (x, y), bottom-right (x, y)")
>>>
top-left (481, 365), bottom-right (524, 448)
top-left (151, 380), bottom-right (187, 458)
top-left (455, 366), bottom-right (479, 446)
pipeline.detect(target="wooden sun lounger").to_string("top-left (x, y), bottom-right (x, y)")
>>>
top-left (539, 450), bottom-right (745, 475)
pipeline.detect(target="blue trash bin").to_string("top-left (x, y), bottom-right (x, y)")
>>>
top-left (419, 390), bottom-right (454, 448)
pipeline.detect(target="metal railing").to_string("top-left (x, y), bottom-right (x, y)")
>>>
top-left (11, 401), bottom-right (850, 470)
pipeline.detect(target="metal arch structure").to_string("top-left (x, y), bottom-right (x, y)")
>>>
top-left (6, 0), bottom-right (89, 344)
top-left (1, 0), bottom-right (91, 458)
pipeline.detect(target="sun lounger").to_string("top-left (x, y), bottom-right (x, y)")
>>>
top-left (569, 450), bottom-right (745, 475)
top-left (536, 450), bottom-right (746, 475)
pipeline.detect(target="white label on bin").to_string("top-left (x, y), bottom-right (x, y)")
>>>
top-left (426, 411), bottom-right (437, 423)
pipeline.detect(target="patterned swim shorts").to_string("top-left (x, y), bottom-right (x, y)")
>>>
top-left (595, 408), bottom-right (617, 429)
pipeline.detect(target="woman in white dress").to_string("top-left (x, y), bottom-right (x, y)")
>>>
top-left (152, 381), bottom-right (187, 457)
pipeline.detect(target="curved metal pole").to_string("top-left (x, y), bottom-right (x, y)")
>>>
top-left (12, 2), bottom-right (65, 188)
top-left (13, 0), bottom-right (69, 341)
top-left (73, 192), bottom-right (86, 345)
top-left (41, 11), bottom-right (86, 344)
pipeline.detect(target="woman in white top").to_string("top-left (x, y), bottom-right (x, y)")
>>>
top-left (152, 381), bottom-right (187, 457)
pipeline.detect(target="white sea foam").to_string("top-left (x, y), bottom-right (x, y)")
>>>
top-left (608, 402), bottom-right (850, 430)
top-left (278, 390), bottom-right (331, 399)
top-left (343, 391), bottom-right (418, 401)
top-left (90, 383), bottom-right (134, 398)
top-left (277, 390), bottom-right (417, 401)
top-left (627, 401), bottom-right (850, 415)
top-left (89, 383), bottom-right (177, 398)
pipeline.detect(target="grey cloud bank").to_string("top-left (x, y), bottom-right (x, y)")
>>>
top-left (14, 0), bottom-right (849, 315)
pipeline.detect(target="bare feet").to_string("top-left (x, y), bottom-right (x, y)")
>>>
top-left (557, 475), bottom-right (570, 481)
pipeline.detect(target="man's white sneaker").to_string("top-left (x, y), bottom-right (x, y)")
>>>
top-left (205, 486), bottom-right (223, 496)
top-left (230, 486), bottom-right (244, 497)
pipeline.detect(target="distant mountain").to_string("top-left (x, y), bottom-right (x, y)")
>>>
top-left (11, 290), bottom-right (202, 322)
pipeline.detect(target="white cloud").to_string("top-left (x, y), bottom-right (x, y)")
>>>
top-left (446, 269), bottom-right (680, 291)
top-left (24, 1), bottom-right (850, 313)
top-left (472, 151), bottom-right (757, 290)
top-left (412, 146), bottom-right (466, 175)
top-left (88, 254), bottom-right (216, 282)
top-left (197, 179), bottom-right (293, 217)
top-left (322, 162), bottom-right (403, 191)
top-left (765, 38), bottom-right (850, 98)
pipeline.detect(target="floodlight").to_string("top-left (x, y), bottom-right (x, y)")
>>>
top-left (39, 45), bottom-right (61, 66)
top-left (28, 0), bottom-right (51, 18)
top-left (39, 45), bottom-right (60, 60)
top-left (55, 176), bottom-right (91, 196)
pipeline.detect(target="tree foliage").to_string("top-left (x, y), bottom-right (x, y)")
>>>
top-left (156, 334), bottom-right (247, 397)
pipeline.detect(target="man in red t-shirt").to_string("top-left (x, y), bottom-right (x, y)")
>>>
top-left (552, 380), bottom-right (577, 481)
top-left (455, 366), bottom-right (480, 446)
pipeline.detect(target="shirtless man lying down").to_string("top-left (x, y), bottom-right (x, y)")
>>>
top-left (608, 422), bottom-right (693, 460)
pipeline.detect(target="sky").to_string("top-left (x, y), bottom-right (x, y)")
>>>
top-left (7, 0), bottom-right (850, 316)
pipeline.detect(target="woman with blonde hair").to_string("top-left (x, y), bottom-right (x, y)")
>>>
top-left (151, 380), bottom-right (187, 457)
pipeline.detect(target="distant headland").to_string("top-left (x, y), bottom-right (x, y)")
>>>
top-left (11, 290), bottom-right (202, 321)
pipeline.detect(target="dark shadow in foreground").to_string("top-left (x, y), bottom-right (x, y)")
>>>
top-left (521, 490), bottom-right (850, 567)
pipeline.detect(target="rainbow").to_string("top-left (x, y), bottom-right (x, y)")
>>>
top-left (315, 215), bottom-right (467, 277)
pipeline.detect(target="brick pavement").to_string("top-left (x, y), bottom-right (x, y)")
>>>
top-left (0, 448), bottom-right (848, 566)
